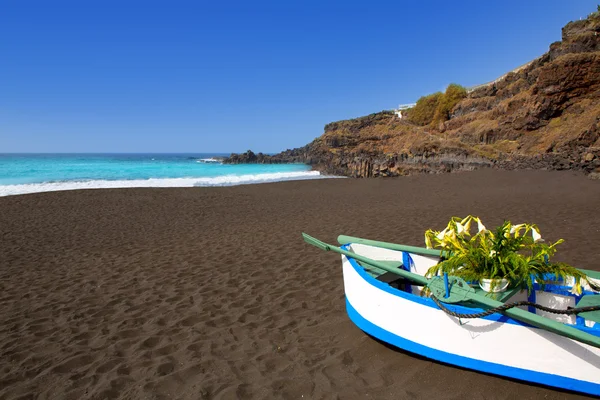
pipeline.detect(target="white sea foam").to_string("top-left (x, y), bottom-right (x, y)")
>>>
top-left (0, 171), bottom-right (335, 197)
top-left (197, 158), bottom-right (221, 163)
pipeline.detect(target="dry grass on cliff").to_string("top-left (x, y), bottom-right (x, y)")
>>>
top-left (526, 101), bottom-right (600, 154)
top-left (493, 90), bottom-right (531, 117)
top-left (458, 118), bottom-right (499, 140)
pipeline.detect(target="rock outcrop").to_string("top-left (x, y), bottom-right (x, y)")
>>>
top-left (224, 13), bottom-right (600, 177)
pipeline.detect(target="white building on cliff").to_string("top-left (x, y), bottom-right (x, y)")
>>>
top-left (394, 103), bottom-right (416, 119)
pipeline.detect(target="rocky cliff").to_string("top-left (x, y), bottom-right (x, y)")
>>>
top-left (224, 13), bottom-right (600, 177)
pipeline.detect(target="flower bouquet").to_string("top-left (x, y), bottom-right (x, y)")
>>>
top-left (424, 215), bottom-right (597, 294)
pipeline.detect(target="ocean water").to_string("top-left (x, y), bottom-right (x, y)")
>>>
top-left (0, 154), bottom-right (328, 197)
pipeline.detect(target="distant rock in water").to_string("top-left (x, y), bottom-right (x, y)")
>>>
top-left (222, 150), bottom-right (308, 165)
top-left (226, 12), bottom-right (600, 177)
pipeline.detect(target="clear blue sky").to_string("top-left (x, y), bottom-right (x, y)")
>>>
top-left (1, 0), bottom-right (598, 153)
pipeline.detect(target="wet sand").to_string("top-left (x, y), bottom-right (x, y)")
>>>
top-left (1, 169), bottom-right (599, 399)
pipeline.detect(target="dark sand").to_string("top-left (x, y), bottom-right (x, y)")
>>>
top-left (1, 170), bottom-right (599, 400)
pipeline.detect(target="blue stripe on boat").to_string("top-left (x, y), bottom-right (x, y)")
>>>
top-left (346, 298), bottom-right (600, 396)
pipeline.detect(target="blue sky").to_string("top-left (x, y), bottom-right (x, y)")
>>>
top-left (1, 0), bottom-right (598, 153)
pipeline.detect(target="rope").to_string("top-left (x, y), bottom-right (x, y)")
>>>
top-left (430, 294), bottom-right (600, 319)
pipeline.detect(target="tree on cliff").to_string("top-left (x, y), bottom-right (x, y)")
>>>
top-left (431, 84), bottom-right (467, 127)
top-left (406, 84), bottom-right (467, 128)
top-left (405, 92), bottom-right (442, 126)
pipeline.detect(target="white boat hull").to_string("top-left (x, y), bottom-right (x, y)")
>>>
top-left (341, 244), bottom-right (600, 396)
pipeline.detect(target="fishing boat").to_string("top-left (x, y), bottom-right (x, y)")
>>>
top-left (302, 233), bottom-right (600, 396)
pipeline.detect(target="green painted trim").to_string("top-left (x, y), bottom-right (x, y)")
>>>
top-left (337, 235), bottom-right (442, 257)
top-left (577, 295), bottom-right (600, 324)
top-left (578, 268), bottom-right (600, 280)
top-left (304, 233), bottom-right (429, 286)
top-left (303, 233), bottom-right (600, 350)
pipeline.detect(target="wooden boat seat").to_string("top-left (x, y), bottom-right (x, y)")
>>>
top-left (471, 285), bottom-right (522, 303)
top-left (356, 260), bottom-right (405, 279)
top-left (577, 295), bottom-right (600, 324)
top-left (355, 260), bottom-right (412, 291)
top-left (376, 271), bottom-right (407, 284)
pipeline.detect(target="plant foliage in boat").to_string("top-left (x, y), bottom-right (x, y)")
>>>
top-left (424, 215), bottom-right (598, 294)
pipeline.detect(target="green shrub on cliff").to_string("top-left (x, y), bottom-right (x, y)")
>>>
top-left (405, 92), bottom-right (443, 126)
top-left (406, 84), bottom-right (467, 128)
top-left (432, 84), bottom-right (467, 127)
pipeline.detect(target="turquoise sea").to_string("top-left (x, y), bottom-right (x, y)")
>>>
top-left (0, 154), bottom-right (327, 197)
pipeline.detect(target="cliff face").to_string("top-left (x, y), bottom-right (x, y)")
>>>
top-left (446, 15), bottom-right (600, 174)
top-left (225, 14), bottom-right (600, 177)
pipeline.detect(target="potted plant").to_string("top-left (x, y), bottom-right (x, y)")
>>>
top-left (423, 215), bottom-right (597, 295)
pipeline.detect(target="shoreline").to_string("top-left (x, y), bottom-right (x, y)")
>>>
top-left (1, 169), bottom-right (598, 399)
top-left (0, 153), bottom-right (329, 198)
top-left (2, 166), bottom-right (596, 199)
top-left (0, 171), bottom-right (335, 198)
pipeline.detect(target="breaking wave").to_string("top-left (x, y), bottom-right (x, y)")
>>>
top-left (197, 158), bottom-right (222, 163)
top-left (0, 171), bottom-right (332, 197)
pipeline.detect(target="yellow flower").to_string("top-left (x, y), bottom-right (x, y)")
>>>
top-left (510, 224), bottom-right (526, 237)
top-left (570, 280), bottom-right (582, 295)
top-left (476, 218), bottom-right (487, 233)
top-left (436, 228), bottom-right (448, 240)
top-left (460, 216), bottom-right (473, 234)
top-left (532, 227), bottom-right (543, 243)
top-left (425, 233), bottom-right (433, 249)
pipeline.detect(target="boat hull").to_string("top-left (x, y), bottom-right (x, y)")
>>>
top-left (341, 246), bottom-right (600, 396)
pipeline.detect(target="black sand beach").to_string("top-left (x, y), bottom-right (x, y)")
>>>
top-left (1, 169), bottom-right (599, 399)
